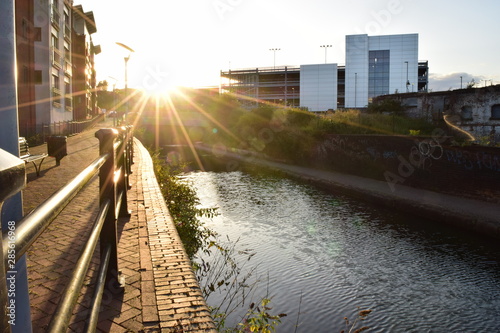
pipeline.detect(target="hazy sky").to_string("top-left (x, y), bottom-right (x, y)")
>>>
top-left (80, 0), bottom-right (500, 93)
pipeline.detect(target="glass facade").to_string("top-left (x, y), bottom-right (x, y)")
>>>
top-left (368, 50), bottom-right (390, 99)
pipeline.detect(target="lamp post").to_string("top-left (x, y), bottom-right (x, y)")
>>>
top-left (460, 76), bottom-right (463, 89)
top-left (405, 61), bottom-right (409, 93)
top-left (269, 48), bottom-right (280, 69)
top-left (108, 76), bottom-right (118, 126)
top-left (320, 45), bottom-right (332, 64)
top-left (354, 72), bottom-right (357, 108)
top-left (116, 42), bottom-right (135, 121)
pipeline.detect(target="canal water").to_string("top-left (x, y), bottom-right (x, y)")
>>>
top-left (184, 170), bottom-right (500, 332)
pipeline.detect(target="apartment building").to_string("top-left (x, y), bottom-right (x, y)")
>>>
top-left (72, 5), bottom-right (100, 120)
top-left (14, 0), bottom-right (100, 134)
top-left (33, 0), bottom-right (74, 124)
top-left (15, 0), bottom-right (36, 136)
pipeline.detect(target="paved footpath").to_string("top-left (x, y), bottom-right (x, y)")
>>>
top-left (23, 121), bottom-right (215, 332)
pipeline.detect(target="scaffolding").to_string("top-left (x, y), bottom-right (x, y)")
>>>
top-left (221, 66), bottom-right (301, 108)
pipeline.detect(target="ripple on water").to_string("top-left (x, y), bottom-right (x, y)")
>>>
top-left (186, 171), bottom-right (500, 332)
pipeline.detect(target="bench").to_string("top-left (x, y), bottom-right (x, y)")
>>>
top-left (19, 137), bottom-right (48, 176)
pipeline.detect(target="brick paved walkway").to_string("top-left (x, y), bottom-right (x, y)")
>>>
top-left (23, 121), bottom-right (215, 332)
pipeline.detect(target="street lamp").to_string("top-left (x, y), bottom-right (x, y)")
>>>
top-left (116, 42), bottom-right (135, 120)
top-left (108, 76), bottom-right (118, 126)
top-left (354, 72), bottom-right (357, 108)
top-left (269, 48), bottom-right (280, 69)
top-left (405, 61), bottom-right (409, 93)
top-left (320, 45), bottom-right (332, 64)
top-left (460, 76), bottom-right (463, 89)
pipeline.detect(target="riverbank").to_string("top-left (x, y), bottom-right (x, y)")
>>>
top-left (195, 144), bottom-right (500, 241)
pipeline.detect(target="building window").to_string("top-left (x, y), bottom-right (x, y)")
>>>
top-left (52, 73), bottom-right (60, 90)
top-left (461, 106), bottom-right (473, 120)
top-left (368, 50), bottom-right (390, 99)
top-left (64, 7), bottom-right (70, 26)
top-left (64, 75), bottom-right (70, 94)
top-left (491, 104), bottom-right (500, 120)
top-left (34, 70), bottom-right (42, 84)
top-left (64, 41), bottom-right (70, 61)
top-left (51, 33), bottom-right (58, 49)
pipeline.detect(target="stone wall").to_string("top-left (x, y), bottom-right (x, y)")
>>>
top-left (310, 134), bottom-right (500, 203)
top-left (375, 85), bottom-right (500, 143)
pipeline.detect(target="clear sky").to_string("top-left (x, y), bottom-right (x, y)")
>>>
top-left (80, 0), bottom-right (500, 93)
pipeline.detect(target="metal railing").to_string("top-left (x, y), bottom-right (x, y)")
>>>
top-left (0, 125), bottom-right (134, 333)
top-left (20, 115), bottom-right (104, 143)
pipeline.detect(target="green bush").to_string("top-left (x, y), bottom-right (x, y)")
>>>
top-left (286, 108), bottom-right (316, 127)
top-left (367, 98), bottom-right (405, 115)
top-left (150, 151), bottom-right (217, 258)
top-left (251, 105), bottom-right (275, 121)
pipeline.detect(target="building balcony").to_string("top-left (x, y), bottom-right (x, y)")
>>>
top-left (52, 87), bottom-right (62, 108)
top-left (52, 47), bottom-right (62, 69)
top-left (51, 5), bottom-right (60, 29)
top-left (64, 24), bottom-right (71, 40)
top-left (52, 87), bottom-right (62, 97)
top-left (65, 97), bottom-right (73, 112)
top-left (64, 62), bottom-right (72, 77)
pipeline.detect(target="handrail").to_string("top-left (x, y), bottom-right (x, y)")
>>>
top-left (2, 154), bottom-right (108, 261)
top-left (46, 199), bottom-right (111, 332)
top-left (0, 125), bottom-right (134, 332)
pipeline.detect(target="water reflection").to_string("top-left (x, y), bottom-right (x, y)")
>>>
top-left (186, 171), bottom-right (500, 332)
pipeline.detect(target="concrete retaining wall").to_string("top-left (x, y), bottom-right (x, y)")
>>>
top-left (310, 134), bottom-right (500, 203)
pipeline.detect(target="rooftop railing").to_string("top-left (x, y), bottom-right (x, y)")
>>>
top-left (0, 125), bottom-right (134, 332)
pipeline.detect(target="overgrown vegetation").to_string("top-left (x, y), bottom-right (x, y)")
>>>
top-left (201, 101), bottom-right (435, 164)
top-left (150, 151), bottom-right (217, 258)
top-left (342, 308), bottom-right (372, 333)
top-left (150, 149), bottom-right (284, 332)
top-left (366, 98), bottom-right (405, 115)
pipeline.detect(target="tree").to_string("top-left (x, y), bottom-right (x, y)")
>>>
top-left (367, 98), bottom-right (404, 115)
top-left (96, 80), bottom-right (115, 110)
top-left (466, 79), bottom-right (476, 89)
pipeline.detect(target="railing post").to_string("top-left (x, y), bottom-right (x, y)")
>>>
top-left (122, 126), bottom-right (133, 180)
top-left (117, 127), bottom-right (131, 217)
top-left (0, 149), bottom-right (27, 333)
top-left (127, 125), bottom-right (134, 168)
top-left (95, 129), bottom-right (122, 292)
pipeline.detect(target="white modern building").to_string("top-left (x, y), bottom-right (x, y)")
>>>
top-left (345, 33), bottom-right (419, 108)
top-left (221, 33), bottom-right (428, 112)
top-left (300, 64), bottom-right (337, 112)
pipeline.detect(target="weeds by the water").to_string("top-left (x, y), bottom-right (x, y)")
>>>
top-left (342, 307), bottom-right (372, 333)
top-left (150, 149), bottom-right (283, 331)
top-left (150, 150), bottom-right (218, 258)
top-left (195, 235), bottom-right (274, 331)
top-left (149, 147), bottom-right (373, 333)
top-left (238, 298), bottom-right (287, 333)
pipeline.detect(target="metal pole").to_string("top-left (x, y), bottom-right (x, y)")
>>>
top-left (0, 2), bottom-right (32, 331)
top-left (95, 129), bottom-right (122, 293)
top-left (320, 45), bottom-right (332, 64)
top-left (116, 43), bottom-right (134, 123)
top-left (269, 48), bottom-right (280, 70)
top-left (354, 73), bottom-right (357, 108)
top-left (405, 61), bottom-right (409, 92)
top-left (124, 56), bottom-right (129, 120)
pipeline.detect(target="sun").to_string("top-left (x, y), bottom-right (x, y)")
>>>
top-left (140, 66), bottom-right (180, 97)
top-left (141, 80), bottom-right (180, 98)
